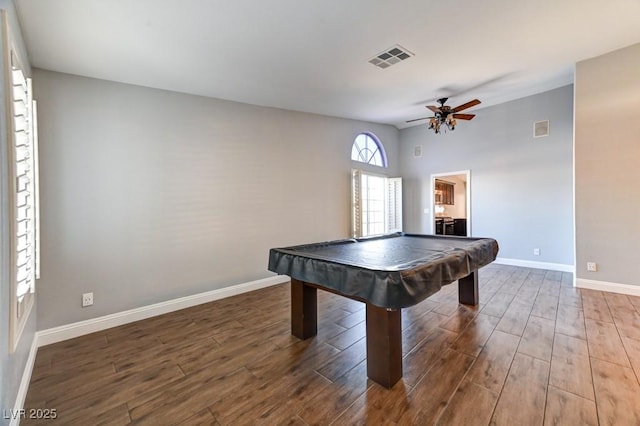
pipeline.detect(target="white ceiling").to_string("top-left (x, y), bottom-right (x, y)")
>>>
top-left (14, 0), bottom-right (640, 128)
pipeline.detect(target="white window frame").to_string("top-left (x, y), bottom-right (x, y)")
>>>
top-left (3, 11), bottom-right (40, 352)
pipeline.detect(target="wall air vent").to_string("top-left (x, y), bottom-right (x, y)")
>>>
top-left (369, 44), bottom-right (414, 69)
top-left (534, 120), bottom-right (549, 138)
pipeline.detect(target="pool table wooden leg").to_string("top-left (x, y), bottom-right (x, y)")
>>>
top-left (366, 303), bottom-right (402, 388)
top-left (458, 271), bottom-right (479, 305)
top-left (291, 279), bottom-right (317, 339)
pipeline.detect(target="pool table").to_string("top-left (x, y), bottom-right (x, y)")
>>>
top-left (268, 232), bottom-right (499, 388)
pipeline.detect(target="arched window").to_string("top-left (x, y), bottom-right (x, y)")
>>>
top-left (351, 133), bottom-right (387, 167)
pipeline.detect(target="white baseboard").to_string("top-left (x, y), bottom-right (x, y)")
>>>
top-left (575, 278), bottom-right (640, 297)
top-left (494, 257), bottom-right (574, 273)
top-left (11, 335), bottom-right (39, 426)
top-left (37, 275), bottom-right (289, 347)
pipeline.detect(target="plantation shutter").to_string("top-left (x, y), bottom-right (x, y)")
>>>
top-left (12, 63), bottom-right (38, 302)
top-left (386, 177), bottom-right (402, 233)
top-left (4, 11), bottom-right (40, 351)
top-left (352, 170), bottom-right (402, 238)
top-left (351, 169), bottom-right (363, 238)
top-left (32, 99), bottom-right (40, 278)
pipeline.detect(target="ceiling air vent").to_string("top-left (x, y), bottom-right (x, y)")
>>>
top-left (369, 44), bottom-right (414, 69)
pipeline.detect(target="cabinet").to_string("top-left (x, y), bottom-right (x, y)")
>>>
top-left (435, 180), bottom-right (454, 205)
top-left (435, 217), bottom-right (455, 235)
top-left (453, 219), bottom-right (467, 236)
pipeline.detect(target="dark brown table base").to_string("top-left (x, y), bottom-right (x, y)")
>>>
top-left (290, 272), bottom-right (479, 388)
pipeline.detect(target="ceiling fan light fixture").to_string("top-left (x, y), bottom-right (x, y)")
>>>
top-left (415, 98), bottom-right (481, 134)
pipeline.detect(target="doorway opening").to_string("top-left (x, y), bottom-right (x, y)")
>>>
top-left (430, 170), bottom-right (471, 236)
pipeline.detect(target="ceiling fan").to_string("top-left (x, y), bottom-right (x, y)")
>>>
top-left (407, 97), bottom-right (481, 134)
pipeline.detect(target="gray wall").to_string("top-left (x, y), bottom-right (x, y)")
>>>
top-left (399, 85), bottom-right (574, 267)
top-left (33, 69), bottom-right (399, 330)
top-left (575, 43), bottom-right (640, 286)
top-left (0, 0), bottom-right (36, 420)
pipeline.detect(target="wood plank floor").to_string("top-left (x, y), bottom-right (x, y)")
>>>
top-left (23, 264), bottom-right (640, 425)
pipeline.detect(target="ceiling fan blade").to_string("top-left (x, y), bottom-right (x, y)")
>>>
top-left (426, 105), bottom-right (441, 113)
top-left (452, 113), bottom-right (475, 120)
top-left (452, 99), bottom-right (481, 112)
top-left (406, 117), bottom-right (432, 123)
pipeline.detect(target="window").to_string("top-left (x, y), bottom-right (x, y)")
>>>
top-left (350, 135), bottom-right (400, 237)
top-left (351, 133), bottom-right (387, 167)
top-left (352, 170), bottom-right (402, 238)
top-left (4, 12), bottom-right (40, 351)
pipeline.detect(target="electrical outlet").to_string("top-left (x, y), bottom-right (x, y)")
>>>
top-left (587, 262), bottom-right (598, 272)
top-left (82, 292), bottom-right (94, 307)
top-left (533, 248), bottom-right (540, 256)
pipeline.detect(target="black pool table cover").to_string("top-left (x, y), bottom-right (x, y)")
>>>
top-left (268, 233), bottom-right (499, 309)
